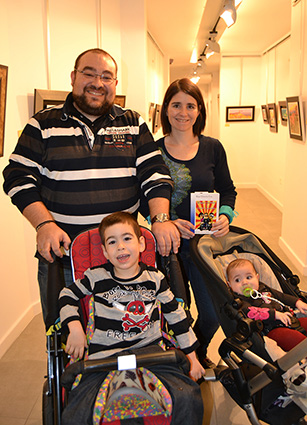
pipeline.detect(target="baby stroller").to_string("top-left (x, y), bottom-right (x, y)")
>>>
top-left (190, 225), bottom-right (307, 425)
top-left (42, 225), bottom-right (201, 425)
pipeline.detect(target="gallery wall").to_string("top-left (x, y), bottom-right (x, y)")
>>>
top-left (219, 0), bottom-right (307, 275)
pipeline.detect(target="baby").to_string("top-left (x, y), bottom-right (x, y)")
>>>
top-left (226, 258), bottom-right (307, 351)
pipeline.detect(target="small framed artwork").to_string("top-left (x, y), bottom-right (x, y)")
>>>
top-left (153, 104), bottom-right (161, 133)
top-left (114, 95), bottom-right (126, 108)
top-left (267, 103), bottom-right (278, 133)
top-left (34, 89), bottom-right (69, 114)
top-left (261, 105), bottom-right (269, 123)
top-left (286, 96), bottom-right (305, 142)
top-left (148, 102), bottom-right (155, 129)
top-left (0, 64), bottom-right (8, 157)
top-left (278, 101), bottom-right (288, 126)
top-left (226, 106), bottom-right (255, 122)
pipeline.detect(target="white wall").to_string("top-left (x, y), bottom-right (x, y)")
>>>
top-left (220, 56), bottom-right (261, 190)
top-left (0, 0), bottom-right (162, 358)
top-left (280, 0), bottom-right (307, 274)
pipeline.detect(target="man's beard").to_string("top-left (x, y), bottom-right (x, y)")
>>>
top-left (72, 90), bottom-right (114, 116)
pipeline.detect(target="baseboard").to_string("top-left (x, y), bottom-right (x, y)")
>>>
top-left (279, 236), bottom-right (307, 276)
top-left (0, 300), bottom-right (41, 359)
top-left (257, 184), bottom-right (283, 212)
top-left (235, 183), bottom-right (257, 189)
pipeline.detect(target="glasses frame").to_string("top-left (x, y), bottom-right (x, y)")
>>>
top-left (74, 68), bottom-right (117, 85)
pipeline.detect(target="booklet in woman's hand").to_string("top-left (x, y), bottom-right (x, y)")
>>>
top-left (190, 192), bottom-right (220, 234)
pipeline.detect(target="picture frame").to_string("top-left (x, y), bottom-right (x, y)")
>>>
top-left (267, 103), bottom-right (278, 133)
top-left (286, 96), bottom-right (305, 142)
top-left (148, 102), bottom-right (156, 128)
top-left (153, 104), bottom-right (161, 133)
top-left (278, 101), bottom-right (288, 126)
top-left (261, 105), bottom-right (269, 123)
top-left (226, 106), bottom-right (255, 122)
top-left (34, 89), bottom-right (69, 114)
top-left (34, 89), bottom-right (126, 114)
top-left (0, 64), bottom-right (8, 157)
top-left (114, 95), bottom-right (126, 108)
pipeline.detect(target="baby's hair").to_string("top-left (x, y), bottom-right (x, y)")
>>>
top-left (99, 212), bottom-right (141, 245)
top-left (226, 258), bottom-right (257, 281)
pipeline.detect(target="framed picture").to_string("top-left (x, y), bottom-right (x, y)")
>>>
top-left (267, 103), bottom-right (278, 133)
top-left (0, 64), bottom-right (8, 157)
top-left (153, 104), bottom-right (161, 133)
top-left (226, 106), bottom-right (255, 122)
top-left (278, 101), bottom-right (288, 126)
top-left (114, 95), bottom-right (126, 108)
top-left (261, 105), bottom-right (269, 123)
top-left (148, 102), bottom-right (155, 128)
top-left (286, 96), bottom-right (305, 142)
top-left (34, 89), bottom-right (69, 114)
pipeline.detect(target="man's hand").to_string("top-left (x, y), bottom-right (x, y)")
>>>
top-left (36, 222), bottom-right (71, 262)
top-left (172, 219), bottom-right (195, 239)
top-left (152, 221), bottom-right (180, 256)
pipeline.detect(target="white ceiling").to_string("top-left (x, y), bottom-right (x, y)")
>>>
top-left (146, 0), bottom-right (292, 83)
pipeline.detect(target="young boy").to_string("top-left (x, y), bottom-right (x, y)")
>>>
top-left (59, 212), bottom-right (205, 425)
top-left (226, 258), bottom-right (307, 351)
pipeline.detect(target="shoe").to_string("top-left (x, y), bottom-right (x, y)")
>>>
top-left (200, 356), bottom-right (216, 369)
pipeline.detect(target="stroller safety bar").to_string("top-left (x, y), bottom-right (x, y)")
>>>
top-left (249, 337), bottom-right (307, 395)
top-left (61, 349), bottom-right (187, 389)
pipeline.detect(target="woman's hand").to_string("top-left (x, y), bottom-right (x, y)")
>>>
top-left (211, 215), bottom-right (229, 238)
top-left (172, 219), bottom-right (195, 239)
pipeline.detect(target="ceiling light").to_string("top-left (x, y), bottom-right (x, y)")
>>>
top-left (190, 69), bottom-right (200, 84)
top-left (190, 75), bottom-right (200, 84)
top-left (220, 0), bottom-right (237, 28)
top-left (204, 39), bottom-right (220, 59)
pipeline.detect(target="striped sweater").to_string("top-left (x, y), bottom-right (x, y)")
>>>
top-left (3, 94), bottom-right (173, 240)
top-left (59, 262), bottom-right (199, 360)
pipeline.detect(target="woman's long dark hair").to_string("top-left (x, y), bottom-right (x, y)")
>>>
top-left (160, 78), bottom-right (206, 136)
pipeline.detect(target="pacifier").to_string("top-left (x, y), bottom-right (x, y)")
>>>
top-left (243, 287), bottom-right (253, 297)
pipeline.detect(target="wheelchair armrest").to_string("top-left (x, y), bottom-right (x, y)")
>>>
top-left (61, 348), bottom-right (188, 389)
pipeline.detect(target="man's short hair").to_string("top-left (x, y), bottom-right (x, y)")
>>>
top-left (74, 48), bottom-right (118, 75)
top-left (99, 212), bottom-right (141, 245)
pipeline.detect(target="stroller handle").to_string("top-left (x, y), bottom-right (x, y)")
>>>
top-left (61, 348), bottom-right (187, 389)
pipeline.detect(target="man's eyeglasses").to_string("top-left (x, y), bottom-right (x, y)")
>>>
top-left (74, 68), bottom-right (117, 85)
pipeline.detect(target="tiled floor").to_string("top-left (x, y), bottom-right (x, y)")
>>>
top-left (1, 188), bottom-right (306, 425)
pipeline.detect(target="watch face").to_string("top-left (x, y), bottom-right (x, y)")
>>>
top-left (156, 213), bottom-right (168, 221)
top-left (152, 213), bottom-right (169, 223)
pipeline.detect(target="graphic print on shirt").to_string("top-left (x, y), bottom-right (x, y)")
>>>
top-left (159, 149), bottom-right (192, 219)
top-left (101, 284), bottom-right (154, 334)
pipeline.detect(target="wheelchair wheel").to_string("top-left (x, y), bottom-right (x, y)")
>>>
top-left (42, 379), bottom-right (54, 425)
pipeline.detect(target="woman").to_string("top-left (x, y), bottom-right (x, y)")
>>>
top-left (157, 78), bottom-right (237, 367)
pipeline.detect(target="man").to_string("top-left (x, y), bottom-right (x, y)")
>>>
top-left (3, 48), bottom-right (179, 321)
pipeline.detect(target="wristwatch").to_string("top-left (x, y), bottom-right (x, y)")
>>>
top-left (151, 213), bottom-right (170, 224)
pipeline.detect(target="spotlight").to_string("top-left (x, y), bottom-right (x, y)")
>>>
top-left (220, 0), bottom-right (237, 28)
top-left (204, 39), bottom-right (220, 59)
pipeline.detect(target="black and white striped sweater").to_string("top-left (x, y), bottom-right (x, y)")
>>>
top-left (3, 93), bottom-right (173, 240)
top-left (59, 262), bottom-right (199, 360)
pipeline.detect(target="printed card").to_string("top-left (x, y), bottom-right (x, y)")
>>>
top-left (190, 192), bottom-right (220, 234)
